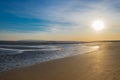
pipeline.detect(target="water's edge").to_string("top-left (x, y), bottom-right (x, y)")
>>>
top-left (0, 44), bottom-right (99, 72)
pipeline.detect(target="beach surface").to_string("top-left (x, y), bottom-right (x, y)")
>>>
top-left (0, 42), bottom-right (120, 80)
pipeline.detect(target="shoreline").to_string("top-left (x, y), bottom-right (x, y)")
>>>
top-left (0, 42), bottom-right (120, 80)
top-left (0, 43), bottom-right (99, 72)
top-left (0, 46), bottom-right (99, 73)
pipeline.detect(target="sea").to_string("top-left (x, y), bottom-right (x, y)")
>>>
top-left (0, 42), bottom-right (99, 72)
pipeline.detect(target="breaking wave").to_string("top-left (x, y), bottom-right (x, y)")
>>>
top-left (0, 44), bottom-right (99, 72)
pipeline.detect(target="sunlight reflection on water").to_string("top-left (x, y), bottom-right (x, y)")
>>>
top-left (0, 44), bottom-right (100, 72)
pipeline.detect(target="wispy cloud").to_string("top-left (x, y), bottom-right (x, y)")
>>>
top-left (0, 0), bottom-right (120, 40)
top-left (7, 0), bottom-right (120, 29)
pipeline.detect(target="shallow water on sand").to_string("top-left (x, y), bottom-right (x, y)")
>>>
top-left (0, 44), bottom-right (99, 72)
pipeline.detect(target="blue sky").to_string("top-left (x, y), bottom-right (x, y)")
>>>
top-left (0, 0), bottom-right (120, 41)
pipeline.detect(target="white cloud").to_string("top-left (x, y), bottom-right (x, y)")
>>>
top-left (8, 0), bottom-right (120, 34)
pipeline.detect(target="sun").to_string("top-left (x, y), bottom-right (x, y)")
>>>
top-left (92, 20), bottom-right (105, 31)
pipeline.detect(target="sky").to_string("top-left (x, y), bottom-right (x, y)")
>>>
top-left (0, 0), bottom-right (120, 41)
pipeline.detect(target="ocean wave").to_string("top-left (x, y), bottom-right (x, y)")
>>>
top-left (0, 44), bottom-right (99, 72)
top-left (0, 45), bottom-right (57, 49)
top-left (0, 45), bottom-right (61, 55)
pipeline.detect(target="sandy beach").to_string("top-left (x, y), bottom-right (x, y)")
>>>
top-left (0, 42), bottom-right (120, 80)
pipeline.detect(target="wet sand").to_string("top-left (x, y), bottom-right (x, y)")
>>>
top-left (0, 42), bottom-right (120, 80)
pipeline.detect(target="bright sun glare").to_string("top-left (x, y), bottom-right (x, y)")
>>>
top-left (92, 20), bottom-right (105, 31)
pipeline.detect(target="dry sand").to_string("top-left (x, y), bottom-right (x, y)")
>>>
top-left (0, 42), bottom-right (120, 80)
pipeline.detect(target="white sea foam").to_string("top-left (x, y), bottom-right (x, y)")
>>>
top-left (0, 44), bottom-right (99, 72)
top-left (0, 45), bottom-right (61, 55)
